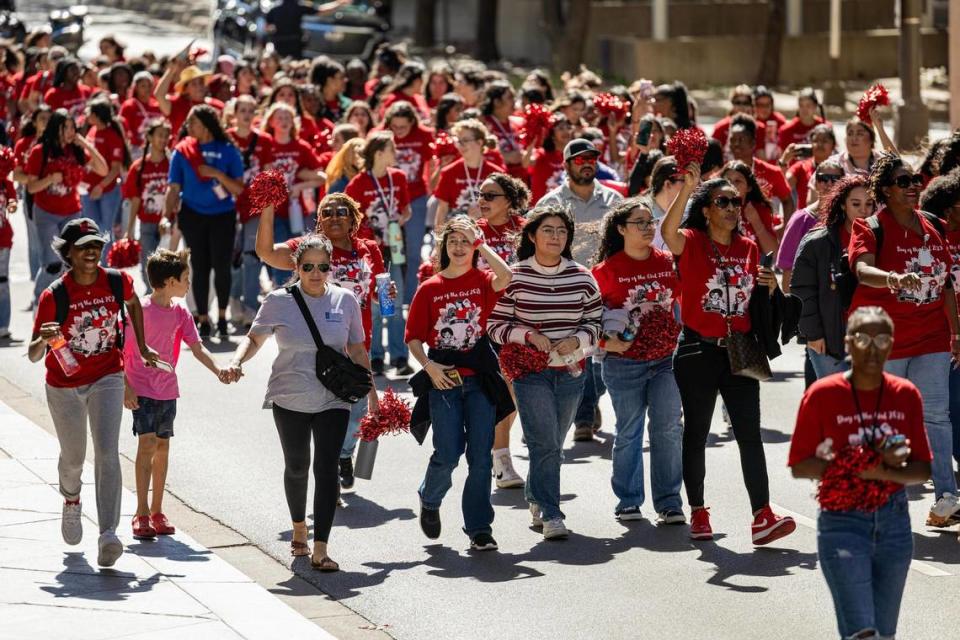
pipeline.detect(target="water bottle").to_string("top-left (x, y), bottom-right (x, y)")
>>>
top-left (49, 334), bottom-right (79, 377)
top-left (376, 273), bottom-right (394, 317)
top-left (618, 323), bottom-right (636, 343)
top-left (388, 221), bottom-right (405, 265)
top-left (288, 197), bottom-right (304, 234)
top-left (562, 353), bottom-right (582, 378)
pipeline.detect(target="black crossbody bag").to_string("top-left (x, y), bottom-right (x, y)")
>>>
top-left (287, 285), bottom-right (373, 403)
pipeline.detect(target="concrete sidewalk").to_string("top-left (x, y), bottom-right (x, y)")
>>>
top-left (0, 400), bottom-right (336, 640)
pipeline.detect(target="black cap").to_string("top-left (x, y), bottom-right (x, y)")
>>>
top-left (58, 218), bottom-right (108, 248)
top-left (563, 138), bottom-right (600, 162)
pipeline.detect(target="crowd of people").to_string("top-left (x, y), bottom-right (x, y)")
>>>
top-left (5, 26), bottom-right (960, 640)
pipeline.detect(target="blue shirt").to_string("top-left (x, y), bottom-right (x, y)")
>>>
top-left (169, 140), bottom-right (244, 215)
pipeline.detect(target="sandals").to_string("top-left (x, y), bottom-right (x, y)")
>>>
top-left (310, 556), bottom-right (339, 572)
top-left (290, 540), bottom-right (310, 557)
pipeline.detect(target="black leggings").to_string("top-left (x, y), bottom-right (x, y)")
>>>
top-left (178, 204), bottom-right (235, 317)
top-left (272, 405), bottom-right (350, 542)
top-left (672, 331), bottom-right (770, 512)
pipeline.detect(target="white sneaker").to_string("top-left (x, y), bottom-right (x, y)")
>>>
top-left (493, 452), bottom-right (524, 489)
top-left (228, 297), bottom-right (246, 324)
top-left (542, 518), bottom-right (569, 540)
top-left (927, 493), bottom-right (960, 527)
top-left (529, 503), bottom-right (543, 529)
top-left (97, 530), bottom-right (124, 567)
top-left (61, 501), bottom-right (82, 545)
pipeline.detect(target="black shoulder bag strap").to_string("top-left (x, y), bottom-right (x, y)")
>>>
top-left (242, 132), bottom-right (260, 171)
top-left (105, 269), bottom-right (127, 349)
top-left (51, 277), bottom-right (69, 326)
top-left (287, 284), bottom-right (326, 349)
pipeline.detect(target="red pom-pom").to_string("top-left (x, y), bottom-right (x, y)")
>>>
top-left (106, 238), bottom-right (142, 269)
top-left (666, 127), bottom-right (709, 173)
top-left (246, 170), bottom-right (289, 216)
top-left (856, 84), bottom-right (890, 125)
top-left (188, 46), bottom-right (209, 63)
top-left (0, 146), bottom-right (14, 176)
top-left (417, 260), bottom-right (435, 285)
top-left (357, 388), bottom-right (412, 442)
top-left (498, 343), bottom-right (550, 381)
top-left (817, 445), bottom-right (900, 512)
top-left (431, 131), bottom-right (458, 159)
top-left (518, 103), bottom-right (554, 148)
top-left (593, 93), bottom-right (630, 122)
top-left (622, 305), bottom-right (681, 362)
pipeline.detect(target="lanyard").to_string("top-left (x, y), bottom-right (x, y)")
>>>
top-left (489, 116), bottom-right (517, 152)
top-left (369, 171), bottom-right (395, 217)
top-left (709, 237), bottom-right (736, 332)
top-left (463, 162), bottom-right (482, 206)
top-left (849, 376), bottom-right (885, 446)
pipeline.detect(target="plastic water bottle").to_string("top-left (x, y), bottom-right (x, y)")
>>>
top-left (376, 273), bottom-right (394, 317)
top-left (388, 221), bottom-right (405, 265)
top-left (49, 334), bottom-right (79, 377)
top-left (562, 353), bottom-right (582, 378)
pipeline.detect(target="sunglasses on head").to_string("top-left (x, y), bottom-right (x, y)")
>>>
top-left (479, 192), bottom-right (505, 202)
top-left (712, 196), bottom-right (743, 210)
top-left (300, 262), bottom-right (330, 273)
top-left (571, 155), bottom-right (598, 166)
top-left (890, 174), bottom-right (923, 189)
top-left (816, 173), bottom-right (842, 184)
top-left (320, 206), bottom-right (351, 218)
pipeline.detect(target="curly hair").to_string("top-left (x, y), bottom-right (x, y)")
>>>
top-left (919, 170), bottom-right (960, 219)
top-left (593, 198), bottom-right (654, 264)
top-left (315, 192), bottom-right (364, 234)
top-left (516, 205), bottom-right (575, 261)
top-left (868, 152), bottom-right (909, 206)
top-left (483, 172), bottom-right (530, 212)
top-left (939, 134), bottom-right (960, 176)
top-left (721, 160), bottom-right (772, 210)
top-left (680, 178), bottom-right (737, 233)
top-left (820, 175), bottom-right (871, 229)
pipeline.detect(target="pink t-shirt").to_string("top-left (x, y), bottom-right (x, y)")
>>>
top-left (123, 297), bottom-right (200, 400)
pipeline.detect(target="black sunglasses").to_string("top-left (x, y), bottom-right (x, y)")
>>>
top-left (300, 263), bottom-right (331, 273)
top-left (890, 174), bottom-right (923, 189)
top-left (731, 99), bottom-right (752, 107)
top-left (712, 196), bottom-right (743, 210)
top-left (479, 192), bottom-right (505, 202)
top-left (320, 206), bottom-right (351, 218)
top-left (816, 174), bottom-right (842, 184)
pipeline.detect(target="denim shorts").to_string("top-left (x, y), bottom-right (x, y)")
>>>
top-left (132, 397), bottom-right (177, 438)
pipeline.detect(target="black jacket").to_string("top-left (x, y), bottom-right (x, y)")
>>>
top-left (748, 284), bottom-right (801, 360)
top-left (408, 336), bottom-right (515, 444)
top-left (791, 225), bottom-right (850, 359)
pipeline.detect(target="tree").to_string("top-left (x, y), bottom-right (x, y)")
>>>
top-left (476, 0), bottom-right (500, 62)
top-left (756, 0), bottom-right (786, 86)
top-left (414, 0), bottom-right (437, 49)
top-left (541, 0), bottom-right (592, 74)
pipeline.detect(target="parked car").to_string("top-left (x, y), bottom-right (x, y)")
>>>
top-left (0, 0), bottom-right (27, 44)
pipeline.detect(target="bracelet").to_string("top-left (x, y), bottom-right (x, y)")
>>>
top-left (885, 272), bottom-right (898, 292)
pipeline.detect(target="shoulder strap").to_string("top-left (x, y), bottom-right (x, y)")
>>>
top-left (106, 269), bottom-right (127, 349)
top-left (286, 285), bottom-right (326, 349)
top-left (866, 215), bottom-right (883, 256)
top-left (51, 277), bottom-right (69, 326)
top-left (919, 211), bottom-right (946, 237)
top-left (242, 132), bottom-right (259, 171)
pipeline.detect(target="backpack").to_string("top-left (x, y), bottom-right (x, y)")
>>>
top-left (865, 211), bottom-right (946, 257)
top-left (51, 268), bottom-right (128, 350)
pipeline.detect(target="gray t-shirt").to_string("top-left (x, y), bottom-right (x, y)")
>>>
top-left (250, 283), bottom-right (365, 414)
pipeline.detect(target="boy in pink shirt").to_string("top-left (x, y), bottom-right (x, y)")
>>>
top-left (123, 249), bottom-right (227, 540)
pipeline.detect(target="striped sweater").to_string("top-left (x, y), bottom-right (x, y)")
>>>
top-left (487, 257), bottom-right (603, 353)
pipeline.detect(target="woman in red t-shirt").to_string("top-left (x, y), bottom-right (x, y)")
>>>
top-left (44, 59), bottom-right (92, 122)
top-left (81, 100), bottom-right (132, 261)
top-left (848, 154), bottom-right (960, 523)
top-left (784, 123), bottom-right (836, 210)
top-left (405, 216), bottom-right (512, 550)
top-left (481, 81), bottom-right (527, 183)
top-left (378, 61), bottom-right (431, 123)
top-left (593, 198), bottom-right (683, 523)
top-left (433, 119), bottom-right (504, 228)
top-left (720, 160), bottom-right (779, 255)
top-left (119, 71), bottom-right (164, 157)
top-left (25, 109), bottom-right (108, 299)
top-left (777, 88), bottom-right (824, 151)
top-left (789, 306), bottom-right (930, 640)
top-left (12, 106), bottom-right (51, 279)
top-left (524, 114), bottom-right (573, 204)
top-left (660, 163), bottom-right (796, 544)
top-left (123, 119), bottom-right (171, 287)
top-left (28, 217), bottom-right (157, 567)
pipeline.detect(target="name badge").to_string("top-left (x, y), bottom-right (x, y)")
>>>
top-left (325, 308), bottom-right (344, 323)
top-left (918, 248), bottom-right (933, 268)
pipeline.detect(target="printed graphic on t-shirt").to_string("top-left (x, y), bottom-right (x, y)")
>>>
top-left (67, 303), bottom-right (119, 356)
top-left (271, 155), bottom-right (298, 186)
top-left (142, 178), bottom-right (166, 216)
top-left (331, 257), bottom-right (372, 308)
top-left (395, 146), bottom-right (421, 184)
top-left (702, 265), bottom-right (753, 318)
top-left (243, 153), bottom-right (263, 184)
top-left (624, 281), bottom-right (673, 324)
top-left (836, 409), bottom-right (905, 448)
top-left (898, 248), bottom-right (947, 304)
top-left (452, 184), bottom-right (479, 215)
top-left (950, 248), bottom-right (960, 287)
top-left (434, 298), bottom-right (483, 350)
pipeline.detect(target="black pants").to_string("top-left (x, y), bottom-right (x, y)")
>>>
top-left (672, 331), bottom-right (770, 512)
top-left (272, 404), bottom-right (350, 542)
top-left (178, 204), bottom-right (235, 316)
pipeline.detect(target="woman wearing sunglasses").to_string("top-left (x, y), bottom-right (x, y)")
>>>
top-left (791, 175), bottom-right (875, 379)
top-left (226, 234), bottom-right (376, 573)
top-left (789, 306), bottom-right (930, 640)
top-left (719, 160), bottom-right (779, 256)
top-left (256, 193), bottom-right (390, 492)
top-left (592, 199), bottom-right (684, 524)
top-left (849, 153), bottom-right (960, 527)
top-left (660, 163), bottom-right (796, 545)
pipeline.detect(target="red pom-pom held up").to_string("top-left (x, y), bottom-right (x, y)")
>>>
top-left (856, 84), bottom-right (890, 125)
top-left (245, 170), bottom-right (289, 217)
top-left (518, 104), bottom-right (554, 148)
top-left (357, 388), bottom-right (412, 442)
top-left (623, 305), bottom-right (681, 362)
top-left (666, 127), bottom-right (709, 174)
top-left (593, 93), bottom-right (630, 122)
top-left (498, 343), bottom-right (550, 381)
top-left (106, 238), bottom-right (142, 269)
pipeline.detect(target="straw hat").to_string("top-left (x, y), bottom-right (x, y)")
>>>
top-left (175, 65), bottom-right (211, 92)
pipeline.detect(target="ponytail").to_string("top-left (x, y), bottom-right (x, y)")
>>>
top-left (88, 99), bottom-right (132, 168)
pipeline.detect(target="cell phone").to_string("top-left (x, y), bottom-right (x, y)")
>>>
top-left (446, 369), bottom-right (463, 386)
top-left (154, 359), bottom-right (174, 373)
top-left (760, 252), bottom-right (774, 269)
top-left (636, 119), bottom-right (653, 146)
top-left (794, 144), bottom-right (813, 159)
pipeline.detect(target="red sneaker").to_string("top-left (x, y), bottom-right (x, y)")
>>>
top-left (751, 505), bottom-right (796, 545)
top-left (132, 515), bottom-right (157, 540)
top-left (689, 507), bottom-right (713, 540)
top-left (150, 513), bottom-right (175, 535)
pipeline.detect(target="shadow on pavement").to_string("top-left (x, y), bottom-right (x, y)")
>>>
top-left (129, 536), bottom-right (213, 564)
top-left (695, 542), bottom-right (818, 593)
top-left (40, 552), bottom-right (163, 600)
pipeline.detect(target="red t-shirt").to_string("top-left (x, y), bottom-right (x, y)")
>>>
top-left (741, 201), bottom-right (776, 248)
top-left (83, 126), bottom-right (125, 193)
top-left (13, 135), bottom-right (35, 168)
top-left (478, 215), bottom-right (525, 267)
top-left (21, 71), bottom-right (53, 103)
top-left (229, 128), bottom-right (275, 184)
top-left (751, 158), bottom-right (792, 203)
top-left (392, 125), bottom-right (434, 200)
top-left (25, 145), bottom-right (90, 216)
top-left (32, 268), bottom-right (135, 388)
top-left (379, 91), bottom-right (431, 122)
top-left (677, 228), bottom-right (759, 338)
top-left (344, 169), bottom-right (411, 247)
top-left (435, 158), bottom-right (502, 213)
top-left (122, 156), bottom-right (169, 224)
top-left (405, 268), bottom-right (498, 371)
top-left (777, 116), bottom-right (824, 150)
top-left (848, 209), bottom-right (951, 359)
top-left (269, 137), bottom-right (321, 218)
top-left (946, 229), bottom-right (960, 297)
top-left (167, 94), bottom-right (225, 140)
top-left (788, 372), bottom-right (931, 499)
top-left (758, 111), bottom-right (788, 160)
top-left (119, 96), bottom-right (165, 149)
top-left (0, 179), bottom-right (17, 248)
top-left (788, 158), bottom-right (815, 210)
top-left (592, 249), bottom-right (681, 361)
top-left (530, 148), bottom-right (565, 204)
top-left (711, 115), bottom-right (766, 155)
top-left (44, 86), bottom-right (92, 121)
top-left (0, 73), bottom-right (17, 121)
top-left (485, 115), bottom-right (528, 181)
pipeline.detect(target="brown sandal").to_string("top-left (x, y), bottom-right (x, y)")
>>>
top-left (290, 540), bottom-right (310, 557)
top-left (310, 556), bottom-right (339, 572)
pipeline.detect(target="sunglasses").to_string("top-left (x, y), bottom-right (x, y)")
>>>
top-left (731, 99), bottom-right (752, 107)
top-left (816, 174), bottom-right (842, 184)
top-left (320, 206), bottom-right (351, 218)
top-left (571, 155), bottom-right (598, 166)
top-left (455, 137), bottom-right (478, 146)
top-left (667, 176), bottom-right (685, 184)
top-left (300, 262), bottom-right (331, 273)
top-left (623, 219), bottom-right (657, 230)
top-left (890, 174), bottom-right (923, 189)
top-left (479, 192), bottom-right (505, 202)
top-left (850, 332), bottom-right (892, 350)
top-left (712, 196), bottom-right (743, 210)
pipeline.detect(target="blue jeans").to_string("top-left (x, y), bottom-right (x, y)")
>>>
top-left (513, 368), bottom-right (585, 521)
top-left (418, 376), bottom-right (496, 536)
top-left (270, 216), bottom-right (293, 285)
top-left (0, 247), bottom-right (9, 331)
top-left (370, 262), bottom-right (407, 362)
top-left (818, 491), bottom-right (913, 639)
top-left (808, 347), bottom-right (849, 380)
top-left (341, 396), bottom-right (367, 459)
top-left (230, 220), bottom-right (262, 314)
top-left (574, 359), bottom-right (606, 427)
top-left (601, 355), bottom-right (683, 513)
top-left (884, 351), bottom-right (956, 499)
top-left (33, 206), bottom-right (81, 303)
top-left (949, 365), bottom-right (960, 464)
top-left (138, 222), bottom-right (162, 292)
top-left (81, 188), bottom-right (122, 265)
top-left (403, 195), bottom-right (428, 305)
